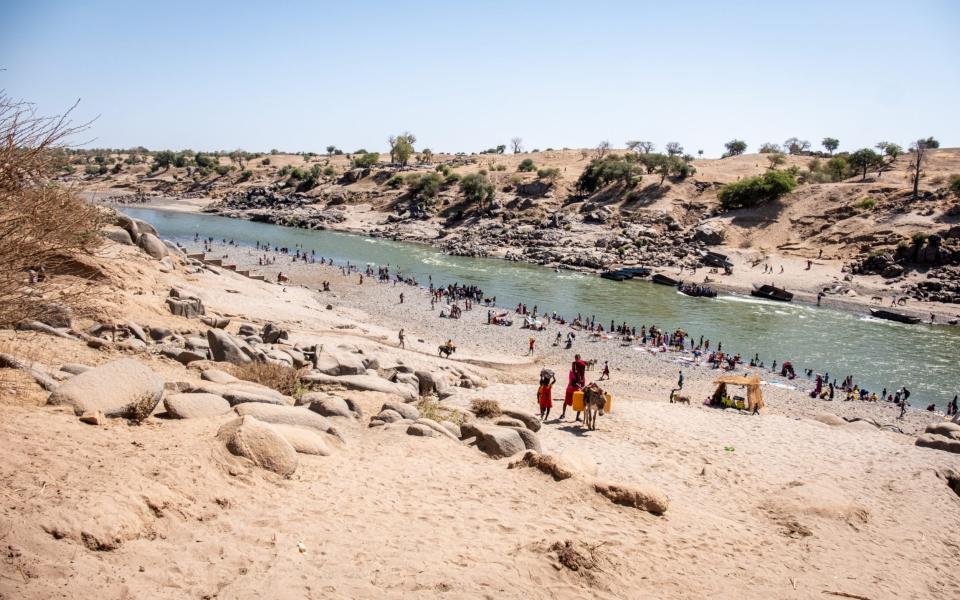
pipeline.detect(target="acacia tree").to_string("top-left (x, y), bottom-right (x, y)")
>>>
top-left (419, 148), bottom-right (433, 164)
top-left (783, 137), bottom-right (810, 155)
top-left (460, 172), bottom-right (495, 213)
top-left (388, 132), bottom-right (416, 167)
top-left (229, 149), bottom-right (246, 169)
top-left (626, 140), bottom-right (654, 154)
top-left (821, 137), bottom-right (839, 154)
top-left (907, 139), bottom-right (930, 200)
top-left (848, 148), bottom-right (880, 181)
top-left (665, 142), bottom-right (683, 156)
top-left (697, 149), bottom-right (704, 158)
top-left (766, 153), bottom-right (786, 170)
top-left (510, 137), bottom-right (523, 154)
top-left (723, 140), bottom-right (747, 157)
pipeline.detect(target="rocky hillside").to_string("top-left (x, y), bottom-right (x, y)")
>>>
top-left (66, 146), bottom-right (960, 303)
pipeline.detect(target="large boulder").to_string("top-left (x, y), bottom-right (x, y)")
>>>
top-left (594, 482), bottom-right (669, 515)
top-left (137, 232), bottom-right (168, 259)
top-left (186, 381), bottom-right (293, 406)
top-left (207, 329), bottom-right (254, 364)
top-left (167, 296), bottom-right (205, 318)
top-left (232, 403), bottom-right (342, 441)
top-left (314, 351), bottom-right (365, 376)
top-left (261, 323), bottom-right (288, 344)
top-left (304, 393), bottom-right (359, 419)
top-left (406, 423), bottom-right (438, 438)
top-left (413, 418), bottom-right (460, 442)
top-left (505, 426), bottom-right (542, 452)
top-left (114, 212), bottom-right (140, 242)
top-left (916, 433), bottom-right (960, 454)
top-left (132, 218), bottom-right (159, 237)
top-left (475, 426), bottom-right (526, 459)
top-left (269, 424), bottom-right (332, 456)
top-left (376, 409), bottom-right (404, 424)
top-left (217, 416), bottom-right (298, 476)
top-left (415, 370), bottom-right (449, 396)
top-left (382, 401), bottom-right (418, 420)
top-left (163, 393), bottom-right (231, 418)
top-left (201, 368), bottom-right (239, 384)
top-left (693, 221), bottom-right (725, 245)
top-left (102, 225), bottom-right (134, 246)
top-left (502, 409), bottom-right (541, 432)
top-left (303, 372), bottom-right (417, 402)
top-left (47, 358), bottom-right (164, 421)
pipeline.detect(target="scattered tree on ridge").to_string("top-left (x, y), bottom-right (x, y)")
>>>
top-left (821, 137), bottom-right (839, 154)
top-left (722, 140), bottom-right (747, 157)
top-left (510, 137), bottom-right (523, 154)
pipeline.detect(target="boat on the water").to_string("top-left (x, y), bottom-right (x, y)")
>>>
top-left (750, 284), bottom-right (793, 302)
top-left (652, 273), bottom-right (680, 286)
top-left (679, 283), bottom-right (717, 298)
top-left (600, 271), bottom-right (629, 282)
top-left (600, 267), bottom-right (651, 282)
top-left (618, 267), bottom-right (651, 278)
top-left (869, 308), bottom-right (921, 324)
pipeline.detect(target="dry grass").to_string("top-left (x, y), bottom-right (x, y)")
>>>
top-left (227, 361), bottom-right (307, 398)
top-left (417, 399), bottom-right (466, 426)
top-left (0, 93), bottom-right (104, 329)
top-left (470, 398), bottom-right (502, 418)
top-left (0, 337), bottom-right (52, 406)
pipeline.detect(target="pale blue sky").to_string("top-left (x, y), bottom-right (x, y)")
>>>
top-left (2, 0), bottom-right (958, 156)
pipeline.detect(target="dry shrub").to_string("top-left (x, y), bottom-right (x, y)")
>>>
top-left (417, 399), bottom-right (466, 426)
top-left (228, 361), bottom-right (306, 398)
top-left (470, 398), bottom-right (502, 418)
top-left (0, 93), bottom-right (104, 329)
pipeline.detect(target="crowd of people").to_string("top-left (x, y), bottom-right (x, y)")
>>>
top-left (184, 234), bottom-right (956, 417)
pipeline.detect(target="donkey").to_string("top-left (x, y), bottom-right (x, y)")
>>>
top-left (583, 387), bottom-right (606, 430)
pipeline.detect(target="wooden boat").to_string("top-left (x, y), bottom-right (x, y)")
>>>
top-left (652, 273), bottom-right (680, 286)
top-left (679, 283), bottom-right (717, 298)
top-left (869, 309), bottom-right (921, 324)
top-left (618, 267), bottom-right (651, 278)
top-left (750, 284), bottom-right (793, 302)
top-left (600, 271), bottom-right (629, 282)
top-left (702, 251), bottom-right (734, 270)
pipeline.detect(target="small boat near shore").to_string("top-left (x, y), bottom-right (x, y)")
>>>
top-left (652, 273), bottom-right (680, 286)
top-left (869, 308), bottom-right (921, 324)
top-left (750, 284), bottom-right (793, 302)
top-left (678, 283), bottom-right (718, 298)
top-left (600, 271), bottom-right (629, 282)
top-left (600, 267), bottom-right (651, 282)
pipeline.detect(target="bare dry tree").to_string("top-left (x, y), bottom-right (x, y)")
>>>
top-left (595, 140), bottom-right (611, 159)
top-left (0, 91), bottom-right (104, 329)
top-left (907, 139), bottom-right (928, 201)
top-left (510, 137), bottom-right (523, 154)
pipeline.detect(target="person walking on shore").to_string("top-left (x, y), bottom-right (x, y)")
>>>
top-left (538, 370), bottom-right (555, 421)
top-left (599, 361), bottom-right (610, 381)
top-left (398, 328), bottom-right (405, 349)
top-left (399, 292), bottom-right (404, 304)
top-left (527, 337), bottom-right (535, 356)
top-left (677, 369), bottom-right (684, 390)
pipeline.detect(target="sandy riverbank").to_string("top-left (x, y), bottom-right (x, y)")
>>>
top-left (180, 238), bottom-right (954, 434)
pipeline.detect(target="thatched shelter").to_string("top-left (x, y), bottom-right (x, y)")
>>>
top-left (711, 374), bottom-right (765, 413)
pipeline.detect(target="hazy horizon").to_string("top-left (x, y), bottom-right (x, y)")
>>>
top-left (2, 0), bottom-right (958, 157)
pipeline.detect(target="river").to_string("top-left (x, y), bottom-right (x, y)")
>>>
top-left (124, 207), bottom-right (960, 409)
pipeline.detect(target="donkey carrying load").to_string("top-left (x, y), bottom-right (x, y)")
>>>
top-left (582, 383), bottom-right (607, 431)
